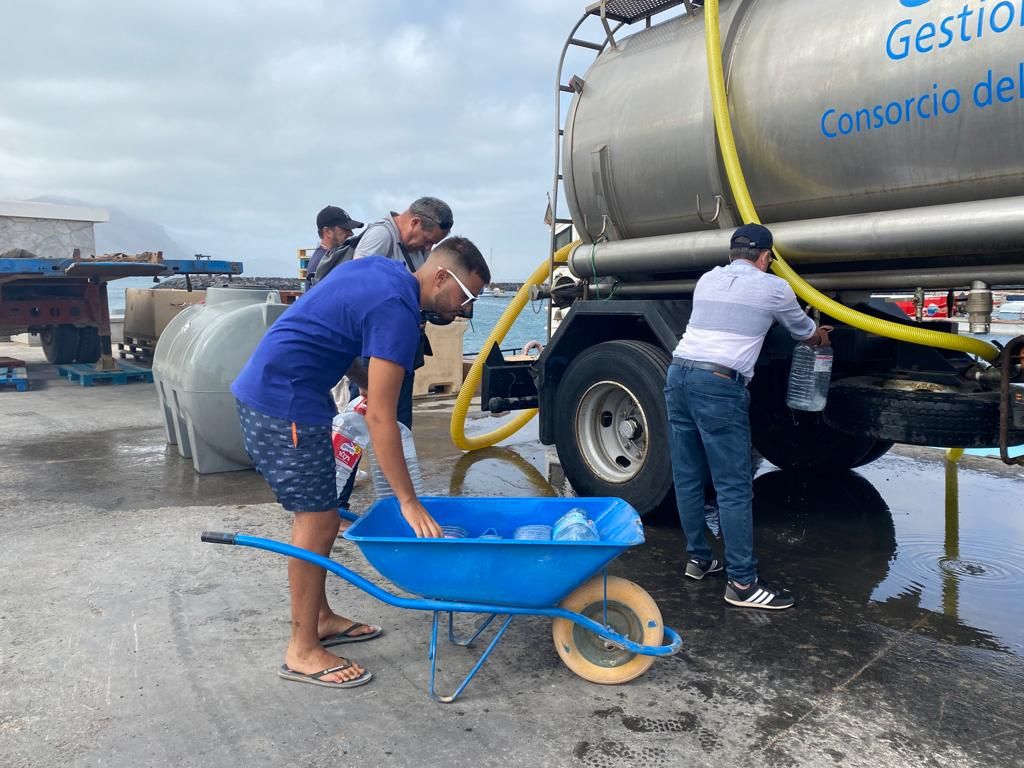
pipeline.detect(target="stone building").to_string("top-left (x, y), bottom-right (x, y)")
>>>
top-left (0, 200), bottom-right (109, 259)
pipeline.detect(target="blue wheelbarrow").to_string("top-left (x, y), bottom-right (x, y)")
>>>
top-left (201, 496), bottom-right (681, 702)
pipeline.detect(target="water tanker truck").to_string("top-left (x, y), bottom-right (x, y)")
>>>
top-left (476, 0), bottom-right (1024, 514)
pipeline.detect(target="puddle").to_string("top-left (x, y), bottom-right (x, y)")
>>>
top-left (746, 452), bottom-right (1024, 654)
top-left (859, 453), bottom-right (1024, 653)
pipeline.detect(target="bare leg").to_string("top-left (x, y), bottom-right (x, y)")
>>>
top-left (318, 592), bottom-right (378, 639)
top-left (284, 510), bottom-right (365, 683)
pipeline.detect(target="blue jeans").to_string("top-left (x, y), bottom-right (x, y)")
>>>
top-left (664, 364), bottom-right (757, 584)
top-left (337, 369), bottom-right (415, 509)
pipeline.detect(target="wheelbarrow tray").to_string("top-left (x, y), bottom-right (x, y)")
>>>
top-left (343, 496), bottom-right (644, 608)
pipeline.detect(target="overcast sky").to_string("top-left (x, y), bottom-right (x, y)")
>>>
top-left (0, 0), bottom-right (609, 281)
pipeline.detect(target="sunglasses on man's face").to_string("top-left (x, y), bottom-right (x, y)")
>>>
top-left (438, 266), bottom-right (478, 306)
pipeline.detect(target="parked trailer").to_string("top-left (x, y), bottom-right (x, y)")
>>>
top-left (0, 255), bottom-right (243, 366)
top-left (482, 0), bottom-right (1024, 515)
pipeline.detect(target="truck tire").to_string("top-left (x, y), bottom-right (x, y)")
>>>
top-left (553, 340), bottom-right (672, 515)
top-left (40, 324), bottom-right (79, 365)
top-left (750, 408), bottom-right (880, 471)
top-left (825, 377), bottom-right (1024, 448)
top-left (748, 375), bottom-right (880, 471)
top-left (851, 440), bottom-right (894, 468)
top-left (74, 327), bottom-right (101, 364)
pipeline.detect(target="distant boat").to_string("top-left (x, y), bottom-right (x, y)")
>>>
top-left (487, 286), bottom-right (505, 297)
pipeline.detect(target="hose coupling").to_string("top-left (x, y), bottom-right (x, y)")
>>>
top-left (967, 280), bottom-right (993, 334)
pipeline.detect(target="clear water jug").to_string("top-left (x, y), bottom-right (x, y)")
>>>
top-left (371, 422), bottom-right (424, 498)
top-left (552, 508), bottom-right (600, 541)
top-left (786, 344), bottom-right (833, 412)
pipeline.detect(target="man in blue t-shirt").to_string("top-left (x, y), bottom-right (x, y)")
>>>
top-left (232, 237), bottom-right (490, 689)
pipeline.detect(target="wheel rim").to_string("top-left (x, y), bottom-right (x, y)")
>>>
top-left (575, 381), bottom-right (649, 483)
top-left (570, 599), bottom-right (642, 669)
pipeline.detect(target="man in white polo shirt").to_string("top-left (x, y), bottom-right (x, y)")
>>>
top-left (665, 224), bottom-right (831, 610)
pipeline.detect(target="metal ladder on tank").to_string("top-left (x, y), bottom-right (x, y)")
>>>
top-left (547, 0), bottom-right (698, 337)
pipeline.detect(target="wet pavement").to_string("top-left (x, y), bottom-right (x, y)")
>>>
top-left (1, 342), bottom-right (1023, 767)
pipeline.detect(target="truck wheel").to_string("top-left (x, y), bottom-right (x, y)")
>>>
top-left (750, 409), bottom-right (879, 471)
top-left (40, 324), bottom-right (79, 364)
top-left (553, 340), bottom-right (672, 514)
top-left (851, 440), bottom-right (894, 468)
top-left (749, 371), bottom-right (879, 471)
top-left (74, 327), bottom-right (101, 364)
top-left (825, 377), bottom-right (1024, 448)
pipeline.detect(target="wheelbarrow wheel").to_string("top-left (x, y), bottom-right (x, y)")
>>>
top-left (552, 576), bottom-right (663, 685)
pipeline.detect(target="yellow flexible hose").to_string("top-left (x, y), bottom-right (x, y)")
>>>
top-left (450, 242), bottom-right (577, 451)
top-left (703, 0), bottom-right (999, 362)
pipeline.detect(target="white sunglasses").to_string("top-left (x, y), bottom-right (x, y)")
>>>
top-left (438, 266), bottom-right (478, 306)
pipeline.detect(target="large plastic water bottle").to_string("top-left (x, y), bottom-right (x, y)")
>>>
top-left (552, 508), bottom-right (600, 541)
top-left (371, 422), bottom-right (424, 498)
top-left (332, 397), bottom-right (369, 494)
top-left (786, 343), bottom-right (833, 412)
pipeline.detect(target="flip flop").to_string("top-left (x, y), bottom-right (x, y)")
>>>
top-left (320, 622), bottom-right (383, 647)
top-left (277, 662), bottom-right (373, 689)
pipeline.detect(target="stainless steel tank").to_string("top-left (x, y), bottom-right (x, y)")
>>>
top-left (563, 0), bottom-right (1024, 256)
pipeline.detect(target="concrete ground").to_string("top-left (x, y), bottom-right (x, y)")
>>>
top-left (1, 342), bottom-right (1022, 768)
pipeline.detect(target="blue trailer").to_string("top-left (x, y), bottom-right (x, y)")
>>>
top-left (0, 254), bottom-right (242, 367)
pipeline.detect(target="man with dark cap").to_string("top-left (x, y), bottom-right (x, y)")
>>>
top-left (664, 223), bottom-right (832, 610)
top-left (305, 206), bottom-right (364, 289)
top-left (335, 197), bottom-right (454, 518)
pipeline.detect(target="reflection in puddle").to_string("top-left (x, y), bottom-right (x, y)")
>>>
top-left (863, 455), bottom-right (1024, 654)
top-left (447, 446), bottom-right (560, 498)
top-left (749, 456), bottom-right (1024, 654)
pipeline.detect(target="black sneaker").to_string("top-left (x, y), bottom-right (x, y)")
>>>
top-left (685, 557), bottom-right (724, 581)
top-left (724, 579), bottom-right (795, 610)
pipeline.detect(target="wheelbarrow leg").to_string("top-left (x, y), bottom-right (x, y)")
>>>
top-left (429, 611), bottom-right (514, 703)
top-left (447, 611), bottom-right (500, 646)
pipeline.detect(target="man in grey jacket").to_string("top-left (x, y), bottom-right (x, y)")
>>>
top-left (354, 197), bottom-right (452, 270)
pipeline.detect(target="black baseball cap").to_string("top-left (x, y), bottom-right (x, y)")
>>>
top-left (730, 223), bottom-right (773, 251)
top-left (316, 206), bottom-right (363, 231)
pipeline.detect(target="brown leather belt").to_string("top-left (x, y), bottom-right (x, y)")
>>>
top-left (673, 358), bottom-right (743, 382)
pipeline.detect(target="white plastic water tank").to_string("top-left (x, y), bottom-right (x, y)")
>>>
top-left (152, 286), bottom-right (287, 474)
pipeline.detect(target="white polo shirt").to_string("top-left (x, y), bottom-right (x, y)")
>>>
top-left (674, 260), bottom-right (816, 381)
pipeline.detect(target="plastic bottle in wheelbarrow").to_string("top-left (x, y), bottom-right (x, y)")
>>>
top-left (552, 508), bottom-right (600, 541)
top-left (332, 396), bottom-right (369, 494)
top-left (370, 422), bottom-right (424, 498)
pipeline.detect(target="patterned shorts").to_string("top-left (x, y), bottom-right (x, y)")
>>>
top-left (236, 399), bottom-right (337, 513)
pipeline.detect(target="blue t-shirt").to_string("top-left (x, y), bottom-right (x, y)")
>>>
top-left (232, 257), bottom-right (420, 425)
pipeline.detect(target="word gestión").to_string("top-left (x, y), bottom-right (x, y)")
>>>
top-left (887, 0), bottom-right (1024, 61)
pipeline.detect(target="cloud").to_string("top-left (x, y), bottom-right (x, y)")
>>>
top-left (0, 0), bottom-right (611, 280)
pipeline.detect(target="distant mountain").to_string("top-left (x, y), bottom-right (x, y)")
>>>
top-left (28, 195), bottom-right (191, 258)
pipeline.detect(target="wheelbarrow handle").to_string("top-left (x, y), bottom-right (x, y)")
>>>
top-left (200, 531), bottom-right (238, 545)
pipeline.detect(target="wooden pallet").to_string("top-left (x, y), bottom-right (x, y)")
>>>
top-left (0, 363), bottom-right (29, 392)
top-left (56, 361), bottom-right (154, 387)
